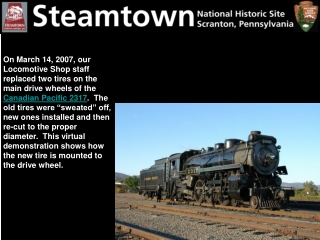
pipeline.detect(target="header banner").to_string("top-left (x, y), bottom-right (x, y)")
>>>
top-left (1, 1), bottom-right (319, 33)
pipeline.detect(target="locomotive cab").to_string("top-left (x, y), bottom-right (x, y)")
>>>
top-left (170, 158), bottom-right (181, 178)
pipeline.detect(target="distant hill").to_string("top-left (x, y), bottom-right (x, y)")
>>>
top-left (115, 172), bottom-right (130, 179)
top-left (282, 182), bottom-right (320, 189)
top-left (114, 173), bottom-right (319, 189)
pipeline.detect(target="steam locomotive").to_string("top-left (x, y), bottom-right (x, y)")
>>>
top-left (139, 131), bottom-right (294, 209)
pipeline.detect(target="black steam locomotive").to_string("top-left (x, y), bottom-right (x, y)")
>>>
top-left (139, 131), bottom-right (294, 209)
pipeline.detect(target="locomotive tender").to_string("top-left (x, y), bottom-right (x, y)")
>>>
top-left (139, 131), bottom-right (294, 209)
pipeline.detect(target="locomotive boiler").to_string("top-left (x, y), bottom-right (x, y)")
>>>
top-left (139, 131), bottom-right (294, 209)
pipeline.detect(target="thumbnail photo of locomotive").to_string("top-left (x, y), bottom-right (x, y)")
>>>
top-left (139, 131), bottom-right (295, 209)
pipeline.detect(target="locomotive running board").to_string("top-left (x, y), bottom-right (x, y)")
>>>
top-left (191, 164), bottom-right (244, 174)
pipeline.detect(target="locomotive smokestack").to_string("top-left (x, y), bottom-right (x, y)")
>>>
top-left (251, 131), bottom-right (261, 135)
top-left (248, 131), bottom-right (277, 144)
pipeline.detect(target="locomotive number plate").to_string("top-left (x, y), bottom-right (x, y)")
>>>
top-left (187, 168), bottom-right (198, 175)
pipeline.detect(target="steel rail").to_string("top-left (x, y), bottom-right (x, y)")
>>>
top-left (115, 223), bottom-right (171, 240)
top-left (116, 201), bottom-right (320, 239)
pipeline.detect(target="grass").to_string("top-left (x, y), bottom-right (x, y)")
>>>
top-left (290, 195), bottom-right (320, 201)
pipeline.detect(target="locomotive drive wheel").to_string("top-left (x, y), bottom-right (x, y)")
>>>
top-left (250, 196), bottom-right (259, 209)
top-left (218, 196), bottom-right (230, 206)
top-left (194, 180), bottom-right (205, 203)
top-left (231, 199), bottom-right (239, 207)
top-left (205, 194), bottom-right (213, 203)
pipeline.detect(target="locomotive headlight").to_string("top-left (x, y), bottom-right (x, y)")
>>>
top-left (263, 152), bottom-right (276, 166)
top-left (266, 153), bottom-right (275, 160)
top-left (275, 177), bottom-right (282, 186)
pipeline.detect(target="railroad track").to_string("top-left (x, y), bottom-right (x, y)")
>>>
top-left (115, 200), bottom-right (320, 239)
top-left (115, 223), bottom-right (170, 240)
top-left (116, 193), bottom-right (320, 222)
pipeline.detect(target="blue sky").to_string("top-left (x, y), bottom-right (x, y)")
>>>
top-left (115, 103), bottom-right (320, 185)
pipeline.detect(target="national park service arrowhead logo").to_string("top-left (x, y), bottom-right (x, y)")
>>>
top-left (294, 1), bottom-right (318, 32)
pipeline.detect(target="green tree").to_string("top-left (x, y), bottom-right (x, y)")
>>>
top-left (302, 181), bottom-right (318, 196)
top-left (123, 175), bottom-right (139, 191)
top-left (294, 188), bottom-right (303, 196)
top-left (298, 6), bottom-right (305, 22)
